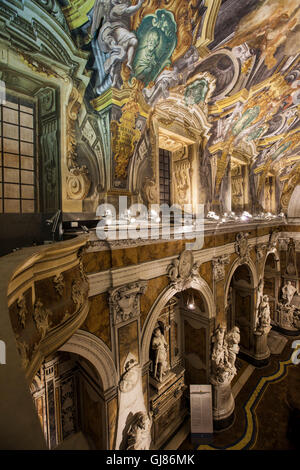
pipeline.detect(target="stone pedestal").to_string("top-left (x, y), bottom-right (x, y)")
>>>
top-left (211, 382), bottom-right (235, 431)
top-left (253, 331), bottom-right (270, 362)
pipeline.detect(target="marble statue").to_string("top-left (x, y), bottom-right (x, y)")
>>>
top-left (282, 281), bottom-right (297, 306)
top-left (255, 295), bottom-right (271, 335)
top-left (211, 325), bottom-right (240, 385)
top-left (277, 302), bottom-right (299, 330)
top-left (91, 0), bottom-right (145, 88)
top-left (226, 326), bottom-right (240, 367)
top-left (151, 327), bottom-right (169, 383)
top-left (127, 411), bottom-right (152, 450)
top-left (119, 359), bottom-right (139, 393)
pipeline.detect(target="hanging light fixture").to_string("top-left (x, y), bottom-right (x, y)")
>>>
top-left (187, 291), bottom-right (196, 310)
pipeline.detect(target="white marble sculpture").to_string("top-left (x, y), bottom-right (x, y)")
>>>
top-left (255, 295), bottom-right (272, 335)
top-left (282, 281), bottom-right (297, 306)
top-left (211, 325), bottom-right (240, 385)
top-left (119, 359), bottom-right (139, 393)
top-left (127, 411), bottom-right (152, 450)
top-left (277, 302), bottom-right (298, 330)
top-left (151, 327), bottom-right (169, 383)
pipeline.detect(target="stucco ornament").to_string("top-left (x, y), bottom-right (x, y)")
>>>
top-left (109, 281), bottom-right (147, 325)
top-left (167, 250), bottom-right (201, 290)
top-left (235, 232), bottom-right (250, 263)
top-left (212, 255), bottom-right (230, 282)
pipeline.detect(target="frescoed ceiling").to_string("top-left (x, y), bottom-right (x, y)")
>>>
top-left (0, 0), bottom-right (299, 213)
top-left (58, 0), bottom-right (299, 209)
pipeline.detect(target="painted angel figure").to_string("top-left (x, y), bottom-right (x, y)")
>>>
top-left (91, 0), bottom-right (145, 88)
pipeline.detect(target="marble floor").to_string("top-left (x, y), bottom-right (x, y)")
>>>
top-left (178, 335), bottom-right (299, 451)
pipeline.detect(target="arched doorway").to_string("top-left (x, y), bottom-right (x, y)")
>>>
top-left (30, 351), bottom-right (106, 450)
top-left (142, 279), bottom-right (215, 449)
top-left (30, 331), bottom-right (118, 450)
top-left (227, 264), bottom-right (255, 355)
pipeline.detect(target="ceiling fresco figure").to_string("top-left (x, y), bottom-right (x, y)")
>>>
top-left (91, 0), bottom-right (145, 90)
top-left (132, 9), bottom-right (177, 86)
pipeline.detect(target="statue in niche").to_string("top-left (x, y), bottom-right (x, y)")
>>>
top-left (127, 411), bottom-right (152, 450)
top-left (282, 281), bottom-right (298, 306)
top-left (286, 238), bottom-right (297, 275)
top-left (255, 295), bottom-right (271, 335)
top-left (91, 0), bottom-right (145, 89)
top-left (132, 9), bottom-right (177, 86)
top-left (151, 326), bottom-right (169, 383)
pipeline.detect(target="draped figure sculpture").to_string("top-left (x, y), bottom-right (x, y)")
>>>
top-left (127, 412), bottom-right (152, 450)
top-left (151, 327), bottom-right (169, 383)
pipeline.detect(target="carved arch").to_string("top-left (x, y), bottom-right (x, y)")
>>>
top-left (141, 276), bottom-right (215, 365)
top-left (59, 330), bottom-right (118, 392)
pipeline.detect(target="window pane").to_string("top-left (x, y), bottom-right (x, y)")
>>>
top-left (20, 105), bottom-right (33, 114)
top-left (3, 138), bottom-right (19, 154)
top-left (22, 200), bottom-right (34, 213)
top-left (4, 153), bottom-right (19, 168)
top-left (20, 141), bottom-right (33, 156)
top-left (4, 183), bottom-right (20, 198)
top-left (20, 112), bottom-right (33, 128)
top-left (3, 123), bottom-right (18, 139)
top-left (1, 96), bottom-right (36, 214)
top-left (3, 108), bottom-right (19, 124)
top-left (4, 199), bottom-right (20, 213)
top-left (21, 185), bottom-right (34, 199)
top-left (20, 127), bottom-right (33, 142)
top-left (4, 100), bottom-right (18, 110)
top-left (4, 168), bottom-right (19, 183)
top-left (21, 156), bottom-right (34, 170)
top-left (21, 170), bottom-right (34, 185)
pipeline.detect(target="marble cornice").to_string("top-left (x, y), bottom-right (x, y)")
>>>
top-left (88, 233), bottom-right (272, 296)
top-left (86, 220), bottom-right (286, 254)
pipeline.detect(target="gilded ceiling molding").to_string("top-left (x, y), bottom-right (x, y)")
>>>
top-left (62, 0), bottom-right (95, 31)
top-left (280, 165), bottom-right (300, 212)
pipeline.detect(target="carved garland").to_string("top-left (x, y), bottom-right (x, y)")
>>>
top-left (212, 255), bottom-right (230, 282)
top-left (235, 232), bottom-right (250, 264)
